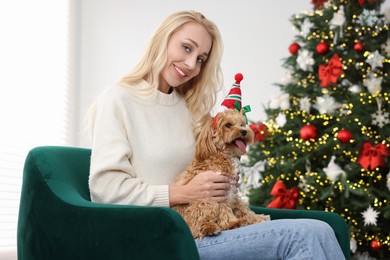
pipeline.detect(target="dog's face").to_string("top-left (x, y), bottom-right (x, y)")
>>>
top-left (195, 109), bottom-right (254, 161)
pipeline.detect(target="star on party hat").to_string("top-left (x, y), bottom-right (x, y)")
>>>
top-left (218, 73), bottom-right (244, 112)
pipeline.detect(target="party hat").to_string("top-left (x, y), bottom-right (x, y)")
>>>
top-left (214, 73), bottom-right (251, 130)
top-left (218, 73), bottom-right (243, 112)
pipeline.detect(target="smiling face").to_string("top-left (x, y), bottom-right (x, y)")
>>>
top-left (159, 22), bottom-right (212, 93)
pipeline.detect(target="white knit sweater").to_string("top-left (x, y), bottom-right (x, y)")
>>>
top-left (89, 80), bottom-right (195, 207)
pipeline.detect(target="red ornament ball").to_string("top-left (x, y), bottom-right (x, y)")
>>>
top-left (300, 125), bottom-right (317, 141)
top-left (316, 42), bottom-right (329, 54)
top-left (354, 42), bottom-right (364, 52)
top-left (370, 239), bottom-right (382, 251)
top-left (337, 129), bottom-right (353, 143)
top-left (289, 43), bottom-right (300, 55)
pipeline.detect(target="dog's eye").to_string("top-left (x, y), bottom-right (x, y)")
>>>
top-left (225, 123), bottom-right (232, 128)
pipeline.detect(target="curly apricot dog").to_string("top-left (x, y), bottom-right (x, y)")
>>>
top-left (173, 109), bottom-right (269, 239)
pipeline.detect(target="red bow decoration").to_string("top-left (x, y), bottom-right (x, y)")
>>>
top-left (357, 0), bottom-right (378, 5)
top-left (250, 122), bottom-right (270, 143)
top-left (318, 54), bottom-right (343, 87)
top-left (311, 0), bottom-right (326, 9)
top-left (357, 141), bottom-right (389, 170)
top-left (268, 181), bottom-right (300, 209)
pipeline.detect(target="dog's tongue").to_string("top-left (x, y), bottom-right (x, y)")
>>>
top-left (235, 139), bottom-right (247, 153)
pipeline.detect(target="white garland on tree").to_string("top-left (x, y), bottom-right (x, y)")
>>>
top-left (330, 5), bottom-right (346, 42)
top-left (371, 110), bottom-right (389, 128)
top-left (314, 94), bottom-right (341, 114)
top-left (275, 113), bottom-right (287, 127)
top-left (300, 18), bottom-right (314, 38)
top-left (343, 75), bottom-right (363, 94)
top-left (357, 9), bottom-right (380, 27)
top-left (349, 84), bottom-right (363, 94)
top-left (299, 97), bottom-right (311, 114)
top-left (381, 38), bottom-right (390, 57)
top-left (363, 76), bottom-right (382, 95)
top-left (297, 49), bottom-right (315, 71)
top-left (387, 171), bottom-right (390, 191)
top-left (366, 50), bottom-right (384, 69)
top-left (239, 160), bottom-right (264, 203)
top-left (371, 98), bottom-right (390, 128)
top-left (330, 5), bottom-right (345, 27)
top-left (353, 252), bottom-right (377, 260)
top-left (323, 156), bottom-right (346, 182)
top-left (350, 237), bottom-right (358, 253)
top-left (298, 175), bottom-right (310, 193)
top-left (298, 160), bottom-right (312, 193)
top-left (280, 70), bottom-right (297, 85)
top-left (385, 7), bottom-right (390, 23)
top-left (269, 92), bottom-right (290, 110)
top-left (361, 205), bottom-right (379, 226)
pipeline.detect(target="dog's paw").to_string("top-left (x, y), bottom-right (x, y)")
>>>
top-left (200, 222), bottom-right (222, 238)
top-left (212, 229), bottom-right (222, 236)
top-left (238, 213), bottom-right (270, 226)
top-left (227, 219), bottom-right (245, 230)
top-left (254, 214), bottom-right (270, 223)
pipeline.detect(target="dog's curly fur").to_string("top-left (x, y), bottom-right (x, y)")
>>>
top-left (173, 109), bottom-right (269, 239)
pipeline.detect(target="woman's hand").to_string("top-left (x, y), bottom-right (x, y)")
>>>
top-left (169, 171), bottom-right (230, 206)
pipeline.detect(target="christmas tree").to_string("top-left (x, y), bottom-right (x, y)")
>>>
top-left (241, 0), bottom-right (390, 259)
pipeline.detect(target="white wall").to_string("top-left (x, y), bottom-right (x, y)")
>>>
top-left (76, 0), bottom-right (390, 146)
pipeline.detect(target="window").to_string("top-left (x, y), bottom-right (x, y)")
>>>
top-left (0, 0), bottom-right (74, 255)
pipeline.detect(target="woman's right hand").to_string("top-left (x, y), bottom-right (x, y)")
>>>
top-left (169, 171), bottom-right (230, 207)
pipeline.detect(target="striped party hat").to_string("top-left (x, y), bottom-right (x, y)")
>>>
top-left (219, 73), bottom-right (243, 112)
top-left (213, 73), bottom-right (251, 130)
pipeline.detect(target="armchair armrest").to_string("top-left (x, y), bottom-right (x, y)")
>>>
top-left (18, 147), bottom-right (200, 260)
top-left (19, 179), bottom-right (199, 260)
top-left (251, 206), bottom-right (350, 260)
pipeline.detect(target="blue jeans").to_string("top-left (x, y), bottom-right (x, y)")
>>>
top-left (195, 219), bottom-right (345, 260)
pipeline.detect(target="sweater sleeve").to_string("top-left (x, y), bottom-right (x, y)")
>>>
top-left (88, 87), bottom-right (170, 207)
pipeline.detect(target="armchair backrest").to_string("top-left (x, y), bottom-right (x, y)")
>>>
top-left (25, 146), bottom-right (92, 203)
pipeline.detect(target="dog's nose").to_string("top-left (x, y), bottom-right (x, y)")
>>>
top-left (240, 130), bottom-right (247, 136)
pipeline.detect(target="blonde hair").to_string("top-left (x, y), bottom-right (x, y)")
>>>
top-left (119, 10), bottom-right (224, 138)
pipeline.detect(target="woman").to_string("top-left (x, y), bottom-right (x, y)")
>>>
top-left (87, 10), bottom-right (345, 260)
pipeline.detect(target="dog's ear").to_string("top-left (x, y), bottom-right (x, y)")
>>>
top-left (195, 117), bottom-right (218, 161)
top-left (246, 126), bottom-right (255, 145)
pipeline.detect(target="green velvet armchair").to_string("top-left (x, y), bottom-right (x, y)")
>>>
top-left (18, 146), bottom-right (350, 259)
